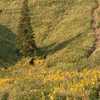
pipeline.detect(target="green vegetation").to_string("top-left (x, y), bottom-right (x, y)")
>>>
top-left (0, 25), bottom-right (17, 67)
top-left (0, 0), bottom-right (99, 100)
top-left (0, 63), bottom-right (99, 100)
top-left (0, 0), bottom-right (98, 67)
top-left (16, 0), bottom-right (37, 57)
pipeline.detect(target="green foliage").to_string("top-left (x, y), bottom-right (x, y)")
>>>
top-left (9, 79), bottom-right (44, 100)
top-left (16, 0), bottom-right (37, 57)
top-left (0, 0), bottom-right (100, 99)
top-left (1, 93), bottom-right (9, 100)
top-left (89, 85), bottom-right (100, 100)
top-left (0, 25), bottom-right (17, 66)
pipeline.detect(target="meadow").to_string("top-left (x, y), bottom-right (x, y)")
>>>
top-left (0, 0), bottom-right (99, 99)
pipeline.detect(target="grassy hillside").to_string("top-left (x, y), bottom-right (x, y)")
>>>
top-left (30, 0), bottom-right (96, 68)
top-left (0, 0), bottom-right (98, 68)
top-left (0, 0), bottom-right (100, 100)
top-left (0, 61), bottom-right (99, 100)
top-left (0, 24), bottom-right (17, 67)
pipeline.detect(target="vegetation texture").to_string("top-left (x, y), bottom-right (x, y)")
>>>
top-left (16, 0), bottom-right (37, 57)
top-left (0, 0), bottom-right (99, 100)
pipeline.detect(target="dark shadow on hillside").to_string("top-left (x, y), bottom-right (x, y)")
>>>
top-left (40, 33), bottom-right (83, 58)
top-left (0, 24), bottom-right (18, 67)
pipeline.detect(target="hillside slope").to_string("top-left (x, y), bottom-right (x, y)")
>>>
top-left (0, 0), bottom-right (100, 100)
top-left (0, 0), bottom-right (99, 68)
